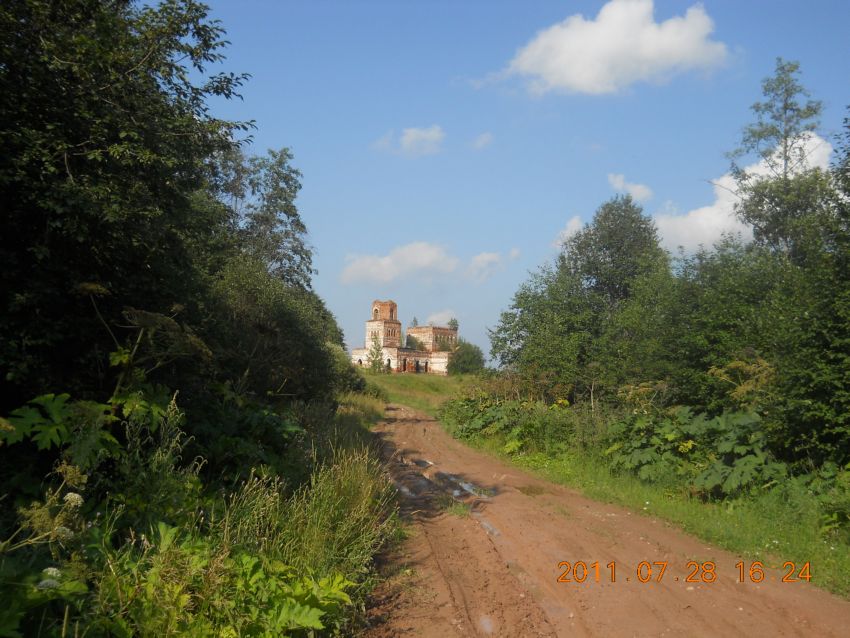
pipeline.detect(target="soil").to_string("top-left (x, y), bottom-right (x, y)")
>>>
top-left (362, 404), bottom-right (850, 637)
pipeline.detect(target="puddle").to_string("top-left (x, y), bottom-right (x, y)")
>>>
top-left (476, 517), bottom-right (501, 537)
top-left (393, 482), bottom-right (414, 497)
top-left (478, 615), bottom-right (494, 634)
top-left (437, 472), bottom-right (495, 499)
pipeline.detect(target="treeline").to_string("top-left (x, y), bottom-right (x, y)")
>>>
top-left (444, 60), bottom-right (850, 539)
top-left (1, 1), bottom-right (389, 635)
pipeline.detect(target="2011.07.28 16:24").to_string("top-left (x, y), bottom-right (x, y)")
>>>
top-left (557, 560), bottom-right (812, 584)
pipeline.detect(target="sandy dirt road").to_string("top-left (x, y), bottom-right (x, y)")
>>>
top-left (363, 404), bottom-right (850, 637)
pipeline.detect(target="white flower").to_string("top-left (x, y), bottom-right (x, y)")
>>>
top-left (36, 579), bottom-right (60, 590)
top-left (42, 567), bottom-right (62, 579)
top-left (53, 526), bottom-right (73, 541)
top-left (63, 493), bottom-right (84, 508)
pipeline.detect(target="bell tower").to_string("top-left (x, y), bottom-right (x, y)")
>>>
top-left (365, 300), bottom-right (401, 348)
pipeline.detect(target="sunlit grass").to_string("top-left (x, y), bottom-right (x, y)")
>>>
top-left (362, 372), bottom-right (472, 416)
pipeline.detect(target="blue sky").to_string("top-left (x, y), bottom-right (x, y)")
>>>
top-left (202, 0), bottom-right (850, 356)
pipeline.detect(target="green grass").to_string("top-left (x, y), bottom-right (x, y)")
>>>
top-left (337, 391), bottom-right (386, 427)
top-left (362, 372), bottom-right (472, 416)
top-left (434, 492), bottom-right (472, 517)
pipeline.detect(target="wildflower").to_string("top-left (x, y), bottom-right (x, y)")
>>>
top-left (63, 492), bottom-right (84, 508)
top-left (53, 526), bottom-right (73, 541)
top-left (42, 567), bottom-right (62, 579)
top-left (36, 579), bottom-right (60, 590)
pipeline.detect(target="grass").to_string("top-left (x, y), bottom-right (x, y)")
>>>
top-left (337, 391), bottom-right (386, 427)
top-left (362, 372), bottom-right (472, 417)
top-left (434, 492), bottom-right (472, 517)
top-left (95, 393), bottom-right (400, 634)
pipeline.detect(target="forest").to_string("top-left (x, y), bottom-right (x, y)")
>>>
top-left (0, 0), bottom-right (394, 634)
top-left (440, 59), bottom-right (850, 592)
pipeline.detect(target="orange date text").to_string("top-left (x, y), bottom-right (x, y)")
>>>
top-left (556, 560), bottom-right (812, 584)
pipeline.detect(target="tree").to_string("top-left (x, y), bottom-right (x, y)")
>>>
top-left (447, 340), bottom-right (485, 375)
top-left (216, 147), bottom-right (315, 289)
top-left (448, 318), bottom-right (459, 331)
top-left (367, 333), bottom-right (385, 373)
top-left (730, 58), bottom-right (826, 253)
top-left (406, 335), bottom-right (424, 350)
top-left (410, 316), bottom-right (419, 327)
top-left (491, 196), bottom-right (667, 400)
top-left (0, 0), bottom-right (250, 405)
top-left (561, 196), bottom-right (668, 310)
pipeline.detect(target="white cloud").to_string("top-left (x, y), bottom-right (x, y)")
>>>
top-left (506, 0), bottom-right (728, 95)
top-left (472, 132), bottom-right (494, 150)
top-left (372, 125), bottom-right (445, 156)
top-left (608, 173), bottom-right (653, 201)
top-left (341, 242), bottom-right (459, 284)
top-left (655, 133), bottom-right (832, 252)
top-left (342, 243), bottom-right (521, 286)
top-left (553, 215), bottom-right (584, 248)
top-left (400, 125), bottom-right (445, 156)
top-left (426, 309), bottom-right (456, 326)
top-left (466, 252), bottom-right (504, 283)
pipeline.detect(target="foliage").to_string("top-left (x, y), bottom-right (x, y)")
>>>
top-left (0, 391), bottom-right (395, 636)
top-left (605, 407), bottom-right (787, 497)
top-left (367, 334), bottom-right (385, 374)
top-left (447, 340), bottom-right (485, 375)
top-left (215, 147), bottom-right (315, 289)
top-left (490, 195), bottom-right (668, 402)
top-left (730, 58), bottom-right (828, 256)
top-left (405, 334), bottom-right (424, 350)
top-left (0, 1), bottom-right (395, 634)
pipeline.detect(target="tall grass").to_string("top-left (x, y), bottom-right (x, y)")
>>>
top-left (363, 372), bottom-right (471, 416)
top-left (13, 393), bottom-right (399, 636)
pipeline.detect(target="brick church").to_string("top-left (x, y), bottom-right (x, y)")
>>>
top-left (350, 300), bottom-right (457, 375)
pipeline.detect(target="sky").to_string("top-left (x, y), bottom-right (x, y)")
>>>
top-left (201, 0), bottom-right (850, 356)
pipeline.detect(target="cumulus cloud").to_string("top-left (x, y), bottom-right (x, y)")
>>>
top-left (426, 309), bottom-right (456, 326)
top-left (341, 242), bottom-right (459, 284)
top-left (505, 0), bottom-right (728, 95)
top-left (342, 243), bottom-right (521, 286)
top-left (655, 133), bottom-right (832, 252)
top-left (608, 173), bottom-right (653, 201)
top-left (372, 125), bottom-right (445, 156)
top-left (466, 252), bottom-right (504, 283)
top-left (472, 132), bottom-right (494, 149)
top-left (553, 215), bottom-right (584, 248)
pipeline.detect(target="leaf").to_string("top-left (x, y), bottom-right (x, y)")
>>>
top-left (3, 407), bottom-right (41, 444)
top-left (32, 394), bottom-right (71, 424)
top-left (109, 348), bottom-right (131, 367)
top-left (31, 421), bottom-right (69, 450)
top-left (275, 599), bottom-right (325, 630)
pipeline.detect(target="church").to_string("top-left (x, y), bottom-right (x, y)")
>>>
top-left (350, 300), bottom-right (457, 375)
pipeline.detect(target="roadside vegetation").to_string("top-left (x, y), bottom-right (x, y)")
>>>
top-left (363, 372), bottom-right (471, 417)
top-left (0, 1), bottom-right (396, 635)
top-left (439, 61), bottom-right (850, 597)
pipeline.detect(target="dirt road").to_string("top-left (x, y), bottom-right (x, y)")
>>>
top-left (363, 405), bottom-right (850, 637)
